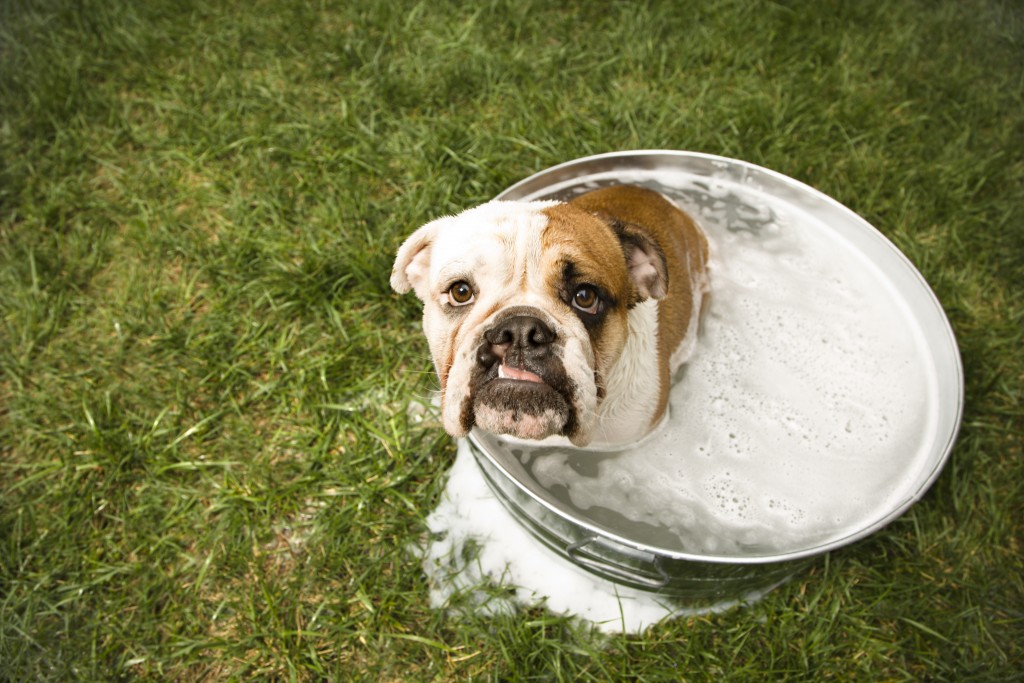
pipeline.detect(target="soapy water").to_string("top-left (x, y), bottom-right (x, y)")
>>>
top-left (419, 169), bottom-right (941, 630)
top-left (420, 440), bottom-right (719, 633)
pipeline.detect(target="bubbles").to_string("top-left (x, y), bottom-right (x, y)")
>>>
top-left (703, 472), bottom-right (753, 522)
top-left (419, 440), bottom-right (711, 634)
top-left (766, 498), bottom-right (807, 527)
top-left (421, 168), bottom-right (943, 630)
top-left (502, 174), bottom-right (938, 556)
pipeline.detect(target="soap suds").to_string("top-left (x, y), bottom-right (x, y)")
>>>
top-left (419, 440), bottom-right (766, 634)
top-left (418, 169), bottom-right (941, 631)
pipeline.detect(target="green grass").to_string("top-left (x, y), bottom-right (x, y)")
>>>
top-left (1, 0), bottom-right (1022, 679)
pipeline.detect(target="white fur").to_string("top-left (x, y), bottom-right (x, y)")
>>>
top-left (588, 299), bottom-right (662, 446)
top-left (670, 263), bottom-right (711, 372)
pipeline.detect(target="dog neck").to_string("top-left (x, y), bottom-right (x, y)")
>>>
top-left (589, 299), bottom-right (663, 446)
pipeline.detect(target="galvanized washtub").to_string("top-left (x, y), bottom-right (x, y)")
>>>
top-left (465, 151), bottom-right (964, 605)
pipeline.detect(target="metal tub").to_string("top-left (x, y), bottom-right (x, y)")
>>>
top-left (465, 151), bottom-right (964, 605)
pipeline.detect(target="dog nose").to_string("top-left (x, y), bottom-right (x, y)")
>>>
top-left (480, 315), bottom-right (555, 366)
top-left (486, 315), bottom-right (555, 349)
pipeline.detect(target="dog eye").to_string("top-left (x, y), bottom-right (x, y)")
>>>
top-left (447, 281), bottom-right (475, 306)
top-left (572, 286), bottom-right (601, 315)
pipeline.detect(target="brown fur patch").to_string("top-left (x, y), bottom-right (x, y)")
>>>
top-left (540, 203), bottom-right (635, 385)
top-left (565, 186), bottom-right (709, 426)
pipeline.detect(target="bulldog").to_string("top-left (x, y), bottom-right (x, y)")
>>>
top-left (390, 185), bottom-right (709, 448)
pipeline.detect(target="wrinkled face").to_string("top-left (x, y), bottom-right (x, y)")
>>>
top-left (391, 200), bottom-right (651, 446)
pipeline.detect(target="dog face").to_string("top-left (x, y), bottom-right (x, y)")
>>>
top-left (391, 199), bottom-right (667, 446)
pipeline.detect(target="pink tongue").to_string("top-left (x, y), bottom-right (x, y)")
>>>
top-left (499, 364), bottom-right (543, 383)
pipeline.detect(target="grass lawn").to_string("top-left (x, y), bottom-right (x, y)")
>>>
top-left (2, 0), bottom-right (1022, 679)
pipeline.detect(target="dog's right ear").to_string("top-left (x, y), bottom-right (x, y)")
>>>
top-left (390, 222), bottom-right (437, 300)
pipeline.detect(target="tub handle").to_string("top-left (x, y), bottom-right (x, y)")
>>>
top-left (566, 536), bottom-right (670, 590)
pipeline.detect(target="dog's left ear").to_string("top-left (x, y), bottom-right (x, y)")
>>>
top-left (618, 225), bottom-right (668, 301)
top-left (390, 222), bottom-right (437, 301)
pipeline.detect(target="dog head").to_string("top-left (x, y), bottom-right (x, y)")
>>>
top-left (391, 198), bottom-right (667, 446)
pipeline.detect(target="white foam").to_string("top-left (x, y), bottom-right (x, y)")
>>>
top-left (418, 440), bottom-right (747, 634)
top-left (420, 171), bottom-right (941, 629)
top-left (521, 178), bottom-right (937, 555)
